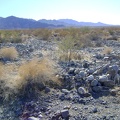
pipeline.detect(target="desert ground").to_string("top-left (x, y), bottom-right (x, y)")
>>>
top-left (0, 27), bottom-right (120, 120)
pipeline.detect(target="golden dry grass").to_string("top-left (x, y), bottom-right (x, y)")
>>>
top-left (16, 58), bottom-right (59, 98)
top-left (0, 47), bottom-right (18, 60)
top-left (102, 46), bottom-right (113, 55)
top-left (18, 58), bottom-right (55, 82)
top-left (0, 57), bottom-right (59, 101)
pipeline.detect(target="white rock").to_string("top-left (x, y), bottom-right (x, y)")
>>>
top-left (99, 75), bottom-right (108, 82)
top-left (28, 117), bottom-right (39, 120)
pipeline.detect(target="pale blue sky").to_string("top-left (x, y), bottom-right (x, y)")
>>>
top-left (0, 0), bottom-right (120, 25)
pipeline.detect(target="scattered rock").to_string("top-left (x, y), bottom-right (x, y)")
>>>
top-left (83, 62), bottom-right (89, 68)
top-left (45, 87), bottom-right (51, 93)
top-left (103, 80), bottom-right (115, 88)
top-left (78, 87), bottom-right (87, 95)
top-left (98, 75), bottom-right (108, 82)
top-left (91, 80), bottom-right (98, 86)
top-left (61, 109), bottom-right (69, 118)
top-left (92, 107), bottom-right (98, 113)
top-left (92, 86), bottom-right (102, 92)
top-left (87, 75), bottom-right (94, 81)
top-left (61, 89), bottom-right (70, 95)
top-left (27, 117), bottom-right (39, 120)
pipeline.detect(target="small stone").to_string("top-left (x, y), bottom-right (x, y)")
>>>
top-left (45, 87), bottom-right (51, 93)
top-left (87, 68), bottom-right (95, 74)
top-left (68, 68), bottom-right (75, 74)
top-left (64, 105), bottom-right (71, 109)
top-left (74, 68), bottom-right (80, 74)
top-left (74, 107), bottom-right (78, 111)
top-left (38, 114), bottom-right (43, 118)
top-left (92, 86), bottom-right (102, 92)
top-left (93, 107), bottom-right (98, 113)
top-left (91, 80), bottom-right (98, 86)
top-left (110, 89), bottom-right (117, 96)
top-left (103, 57), bottom-right (109, 61)
top-left (61, 109), bottom-right (69, 118)
top-left (78, 87), bottom-right (87, 95)
top-left (61, 89), bottom-right (70, 95)
top-left (83, 62), bottom-right (89, 68)
top-left (59, 93), bottom-right (65, 101)
top-left (79, 71), bottom-right (86, 79)
top-left (87, 75), bottom-right (94, 81)
top-left (27, 117), bottom-right (39, 120)
top-left (98, 75), bottom-right (108, 82)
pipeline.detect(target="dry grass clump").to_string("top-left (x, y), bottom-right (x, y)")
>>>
top-left (0, 57), bottom-right (59, 102)
top-left (19, 58), bottom-right (54, 82)
top-left (17, 58), bottom-right (58, 98)
top-left (102, 46), bottom-right (113, 55)
top-left (0, 47), bottom-right (18, 60)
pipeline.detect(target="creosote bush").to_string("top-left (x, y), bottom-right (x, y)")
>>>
top-left (58, 35), bottom-right (78, 61)
top-left (0, 47), bottom-right (18, 60)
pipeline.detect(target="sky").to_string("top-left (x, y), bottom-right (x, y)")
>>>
top-left (0, 0), bottom-right (120, 25)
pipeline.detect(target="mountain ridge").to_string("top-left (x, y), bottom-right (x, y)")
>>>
top-left (0, 16), bottom-right (114, 29)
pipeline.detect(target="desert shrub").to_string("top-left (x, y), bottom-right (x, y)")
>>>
top-left (18, 58), bottom-right (57, 99)
top-left (58, 35), bottom-right (78, 61)
top-left (0, 47), bottom-right (18, 61)
top-left (102, 46), bottom-right (113, 54)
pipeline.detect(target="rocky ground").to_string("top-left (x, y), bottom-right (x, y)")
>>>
top-left (0, 38), bottom-right (120, 120)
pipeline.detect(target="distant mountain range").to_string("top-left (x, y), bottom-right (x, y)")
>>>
top-left (0, 16), bottom-right (114, 29)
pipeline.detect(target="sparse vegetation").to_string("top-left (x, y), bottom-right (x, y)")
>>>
top-left (0, 27), bottom-right (120, 43)
top-left (0, 27), bottom-right (120, 119)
